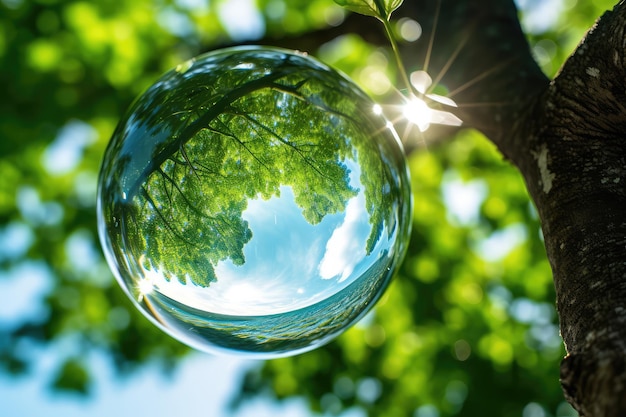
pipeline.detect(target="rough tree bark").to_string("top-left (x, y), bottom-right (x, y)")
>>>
top-left (399, 0), bottom-right (626, 415)
top-left (517, 7), bottom-right (626, 416)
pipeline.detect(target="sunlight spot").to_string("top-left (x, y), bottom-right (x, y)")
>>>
top-left (403, 96), bottom-right (433, 132)
top-left (137, 259), bottom-right (161, 302)
top-left (372, 104), bottom-right (383, 115)
top-left (406, 70), bottom-right (461, 131)
top-left (137, 278), bottom-right (155, 301)
top-left (398, 18), bottom-right (422, 42)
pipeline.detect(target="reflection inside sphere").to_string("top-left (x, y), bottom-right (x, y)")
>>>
top-left (97, 46), bottom-right (412, 358)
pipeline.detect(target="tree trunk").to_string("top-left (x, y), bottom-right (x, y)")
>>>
top-left (405, 0), bottom-right (626, 415)
top-left (512, 5), bottom-right (626, 415)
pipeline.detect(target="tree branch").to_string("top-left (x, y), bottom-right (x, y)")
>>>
top-left (400, 0), bottom-right (549, 150)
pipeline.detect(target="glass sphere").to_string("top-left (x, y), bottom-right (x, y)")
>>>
top-left (97, 46), bottom-right (412, 358)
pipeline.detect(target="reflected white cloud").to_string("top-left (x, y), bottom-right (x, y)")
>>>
top-left (151, 186), bottom-right (349, 315)
top-left (318, 195), bottom-right (368, 282)
top-left (147, 178), bottom-right (383, 316)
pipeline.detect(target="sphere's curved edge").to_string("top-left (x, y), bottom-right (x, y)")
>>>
top-left (96, 45), bottom-right (413, 358)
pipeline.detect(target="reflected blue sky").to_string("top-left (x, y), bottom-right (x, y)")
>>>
top-left (153, 158), bottom-right (393, 317)
top-left (212, 185), bottom-right (352, 314)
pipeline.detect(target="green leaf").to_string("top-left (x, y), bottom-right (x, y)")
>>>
top-left (379, 0), bottom-right (403, 17)
top-left (51, 358), bottom-right (90, 395)
top-left (333, 0), bottom-right (403, 20)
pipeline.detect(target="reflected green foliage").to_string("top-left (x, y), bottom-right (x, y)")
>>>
top-left (98, 47), bottom-right (410, 356)
top-left (0, 0), bottom-right (616, 412)
top-left (100, 47), bottom-right (402, 288)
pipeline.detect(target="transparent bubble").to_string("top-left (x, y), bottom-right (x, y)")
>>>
top-left (97, 46), bottom-right (412, 358)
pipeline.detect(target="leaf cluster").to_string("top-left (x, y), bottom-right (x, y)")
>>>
top-left (333, 0), bottom-right (403, 21)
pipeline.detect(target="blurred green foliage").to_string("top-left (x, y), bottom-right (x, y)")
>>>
top-left (0, 0), bottom-right (617, 415)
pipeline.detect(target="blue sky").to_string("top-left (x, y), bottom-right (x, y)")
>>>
top-left (0, 349), bottom-right (312, 417)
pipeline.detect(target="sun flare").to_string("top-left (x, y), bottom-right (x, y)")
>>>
top-left (402, 96), bottom-right (433, 132)
top-left (137, 278), bottom-right (154, 301)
